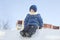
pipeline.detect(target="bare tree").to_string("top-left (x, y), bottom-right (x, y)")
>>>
top-left (0, 23), bottom-right (1, 29)
top-left (0, 20), bottom-right (3, 29)
top-left (2, 20), bottom-right (10, 30)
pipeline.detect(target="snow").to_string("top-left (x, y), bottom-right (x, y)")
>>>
top-left (0, 31), bottom-right (5, 37)
top-left (0, 28), bottom-right (60, 40)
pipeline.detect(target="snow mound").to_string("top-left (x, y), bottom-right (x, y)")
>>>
top-left (0, 29), bottom-right (60, 40)
top-left (19, 29), bottom-right (60, 40)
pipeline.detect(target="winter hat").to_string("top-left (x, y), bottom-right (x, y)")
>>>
top-left (29, 5), bottom-right (37, 12)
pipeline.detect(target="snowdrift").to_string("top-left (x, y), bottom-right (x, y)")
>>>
top-left (0, 29), bottom-right (60, 40)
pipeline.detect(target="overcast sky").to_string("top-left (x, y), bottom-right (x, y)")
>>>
top-left (0, 0), bottom-right (60, 28)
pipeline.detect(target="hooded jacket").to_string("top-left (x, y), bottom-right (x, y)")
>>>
top-left (24, 14), bottom-right (43, 28)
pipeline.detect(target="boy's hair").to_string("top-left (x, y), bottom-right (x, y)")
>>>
top-left (29, 5), bottom-right (37, 12)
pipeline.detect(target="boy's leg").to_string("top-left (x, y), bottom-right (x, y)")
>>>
top-left (23, 25), bottom-right (32, 37)
top-left (20, 30), bottom-right (26, 37)
top-left (25, 26), bottom-right (38, 37)
top-left (20, 25), bottom-right (30, 37)
top-left (29, 26), bottom-right (37, 35)
top-left (20, 25), bottom-right (37, 37)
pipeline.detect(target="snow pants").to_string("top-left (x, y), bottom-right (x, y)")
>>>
top-left (20, 25), bottom-right (38, 37)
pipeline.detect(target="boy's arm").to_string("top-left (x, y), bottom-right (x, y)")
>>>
top-left (24, 14), bottom-right (29, 27)
top-left (38, 14), bottom-right (43, 29)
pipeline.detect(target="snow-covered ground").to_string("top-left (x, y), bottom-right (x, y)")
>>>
top-left (0, 28), bottom-right (60, 40)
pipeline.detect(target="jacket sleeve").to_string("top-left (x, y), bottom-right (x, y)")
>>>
top-left (24, 14), bottom-right (29, 27)
top-left (38, 14), bottom-right (43, 28)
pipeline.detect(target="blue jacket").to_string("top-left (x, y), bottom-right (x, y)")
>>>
top-left (24, 14), bottom-right (43, 28)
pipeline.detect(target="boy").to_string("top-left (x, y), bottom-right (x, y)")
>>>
top-left (20, 5), bottom-right (43, 37)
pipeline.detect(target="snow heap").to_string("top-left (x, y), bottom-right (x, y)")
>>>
top-left (0, 28), bottom-right (60, 40)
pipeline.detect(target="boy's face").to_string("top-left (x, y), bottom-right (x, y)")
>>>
top-left (30, 9), bottom-right (36, 14)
